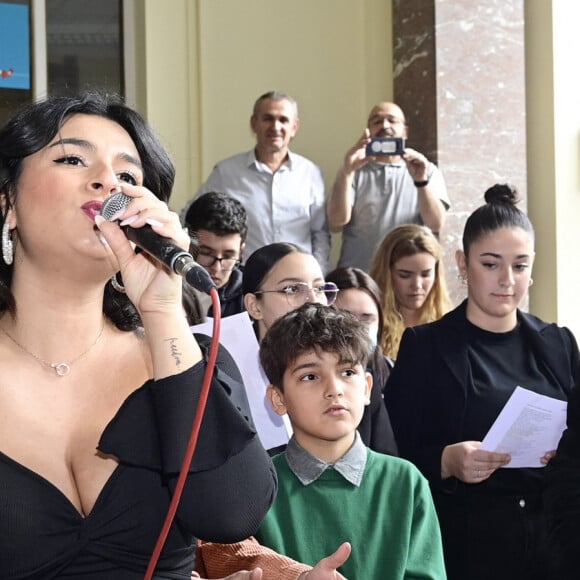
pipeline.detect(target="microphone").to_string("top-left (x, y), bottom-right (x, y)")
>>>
top-left (100, 192), bottom-right (216, 294)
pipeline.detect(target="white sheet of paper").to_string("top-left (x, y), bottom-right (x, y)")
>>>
top-left (480, 386), bottom-right (568, 468)
top-left (191, 312), bottom-right (292, 450)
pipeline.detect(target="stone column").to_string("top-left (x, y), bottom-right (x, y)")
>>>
top-left (392, 0), bottom-right (526, 305)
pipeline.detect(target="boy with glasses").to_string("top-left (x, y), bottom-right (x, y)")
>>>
top-left (184, 191), bottom-right (247, 317)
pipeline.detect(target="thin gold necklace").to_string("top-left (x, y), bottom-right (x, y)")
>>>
top-left (0, 323), bottom-right (106, 377)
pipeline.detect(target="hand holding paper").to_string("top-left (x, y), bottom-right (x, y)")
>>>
top-left (441, 441), bottom-right (511, 482)
top-left (480, 386), bottom-right (568, 468)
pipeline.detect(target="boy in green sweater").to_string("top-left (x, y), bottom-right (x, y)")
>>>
top-left (256, 303), bottom-right (446, 579)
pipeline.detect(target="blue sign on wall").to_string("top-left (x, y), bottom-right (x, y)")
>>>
top-left (0, 3), bottom-right (31, 90)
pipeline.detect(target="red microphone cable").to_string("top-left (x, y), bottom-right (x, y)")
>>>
top-left (144, 287), bottom-right (222, 579)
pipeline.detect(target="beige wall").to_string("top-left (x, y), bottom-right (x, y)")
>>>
top-left (525, 0), bottom-right (580, 339)
top-left (135, 0), bottom-right (393, 268)
top-left (195, 0), bottom-right (392, 186)
top-left (130, 1), bottom-right (200, 207)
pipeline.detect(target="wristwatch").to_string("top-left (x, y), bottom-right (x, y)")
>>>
top-left (414, 179), bottom-right (430, 188)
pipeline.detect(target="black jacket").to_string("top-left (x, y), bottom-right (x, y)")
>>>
top-left (545, 355), bottom-right (580, 578)
top-left (385, 300), bottom-right (579, 491)
top-left (209, 266), bottom-right (245, 318)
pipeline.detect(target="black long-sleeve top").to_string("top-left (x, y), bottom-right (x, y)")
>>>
top-left (0, 336), bottom-right (277, 579)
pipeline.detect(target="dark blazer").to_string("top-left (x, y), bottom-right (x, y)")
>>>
top-left (385, 300), bottom-right (579, 492)
top-left (209, 265), bottom-right (246, 318)
top-left (357, 364), bottom-right (398, 457)
top-left (545, 361), bottom-right (580, 578)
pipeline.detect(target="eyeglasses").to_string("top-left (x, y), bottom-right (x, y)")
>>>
top-left (254, 282), bottom-right (339, 307)
top-left (197, 253), bottom-right (241, 271)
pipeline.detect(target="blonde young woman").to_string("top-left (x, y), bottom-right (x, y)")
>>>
top-left (369, 224), bottom-right (450, 359)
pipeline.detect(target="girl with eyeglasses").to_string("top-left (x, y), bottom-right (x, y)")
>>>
top-left (242, 242), bottom-right (397, 456)
top-left (243, 243), bottom-right (338, 341)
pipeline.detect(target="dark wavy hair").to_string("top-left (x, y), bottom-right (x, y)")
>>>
top-left (184, 191), bottom-right (248, 244)
top-left (260, 302), bottom-right (371, 390)
top-left (0, 92), bottom-right (175, 330)
top-left (462, 184), bottom-right (534, 257)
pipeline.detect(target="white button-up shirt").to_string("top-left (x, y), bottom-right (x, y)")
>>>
top-left (194, 149), bottom-right (330, 271)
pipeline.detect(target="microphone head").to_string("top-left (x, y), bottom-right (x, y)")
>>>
top-left (101, 191), bottom-right (132, 221)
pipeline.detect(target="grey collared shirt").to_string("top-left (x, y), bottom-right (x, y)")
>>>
top-left (337, 159), bottom-right (449, 271)
top-left (285, 432), bottom-right (368, 487)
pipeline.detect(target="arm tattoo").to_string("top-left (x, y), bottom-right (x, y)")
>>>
top-left (164, 337), bottom-right (183, 367)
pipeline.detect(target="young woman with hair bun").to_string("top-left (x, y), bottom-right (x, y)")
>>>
top-left (385, 184), bottom-right (580, 580)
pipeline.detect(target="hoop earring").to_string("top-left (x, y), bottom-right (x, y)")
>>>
top-left (2, 219), bottom-right (13, 265)
top-left (110, 273), bottom-right (126, 293)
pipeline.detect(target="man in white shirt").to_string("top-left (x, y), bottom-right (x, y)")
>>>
top-left (190, 91), bottom-right (330, 271)
top-left (327, 101), bottom-right (450, 271)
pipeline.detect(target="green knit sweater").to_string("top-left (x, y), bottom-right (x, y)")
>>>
top-left (256, 448), bottom-right (446, 579)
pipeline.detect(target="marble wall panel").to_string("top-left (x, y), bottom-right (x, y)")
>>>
top-left (393, 0), bottom-right (526, 306)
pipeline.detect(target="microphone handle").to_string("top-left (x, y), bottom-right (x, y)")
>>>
top-left (122, 224), bottom-right (216, 293)
top-left (122, 224), bottom-right (190, 272)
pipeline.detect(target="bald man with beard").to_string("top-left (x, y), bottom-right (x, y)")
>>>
top-left (327, 102), bottom-right (450, 271)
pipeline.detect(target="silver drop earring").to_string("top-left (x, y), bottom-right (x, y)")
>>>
top-left (110, 273), bottom-right (126, 293)
top-left (2, 218), bottom-right (13, 265)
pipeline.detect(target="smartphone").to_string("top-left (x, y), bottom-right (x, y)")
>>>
top-left (365, 137), bottom-right (405, 157)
